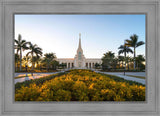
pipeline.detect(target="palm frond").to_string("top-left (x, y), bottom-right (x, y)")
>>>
top-left (18, 34), bottom-right (22, 41)
top-left (126, 48), bottom-right (133, 54)
top-left (136, 41), bottom-right (145, 48)
top-left (118, 45), bottom-right (124, 49)
top-left (14, 39), bottom-right (19, 44)
top-left (26, 52), bottom-right (31, 56)
top-left (118, 50), bottom-right (124, 55)
top-left (125, 43), bottom-right (132, 47)
top-left (125, 40), bottom-right (132, 44)
top-left (21, 40), bottom-right (26, 44)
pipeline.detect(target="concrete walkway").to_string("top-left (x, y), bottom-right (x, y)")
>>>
top-left (14, 71), bottom-right (63, 84)
top-left (95, 71), bottom-right (145, 85)
top-left (99, 72), bottom-right (145, 77)
top-left (15, 70), bottom-right (146, 85)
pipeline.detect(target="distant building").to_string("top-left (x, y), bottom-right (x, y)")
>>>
top-left (56, 34), bottom-right (102, 69)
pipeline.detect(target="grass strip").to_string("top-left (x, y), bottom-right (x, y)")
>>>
top-left (14, 74), bottom-right (32, 79)
top-left (99, 73), bottom-right (145, 86)
top-left (15, 76), bottom-right (27, 79)
top-left (15, 72), bottom-right (66, 90)
top-left (126, 75), bottom-right (145, 79)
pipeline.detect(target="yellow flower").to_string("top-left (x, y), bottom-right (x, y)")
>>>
top-left (89, 83), bottom-right (94, 89)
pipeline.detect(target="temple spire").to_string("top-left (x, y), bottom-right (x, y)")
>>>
top-left (78, 33), bottom-right (82, 49)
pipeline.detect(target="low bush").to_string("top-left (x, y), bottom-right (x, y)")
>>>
top-left (15, 69), bottom-right (145, 101)
top-left (15, 72), bottom-right (66, 90)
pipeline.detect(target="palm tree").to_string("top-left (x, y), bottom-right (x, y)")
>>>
top-left (22, 55), bottom-right (31, 71)
top-left (22, 55), bottom-right (31, 64)
top-left (118, 44), bottom-right (133, 74)
top-left (35, 56), bottom-right (42, 70)
top-left (126, 56), bottom-right (131, 70)
top-left (102, 51), bottom-right (115, 70)
top-left (118, 56), bottom-right (124, 69)
top-left (42, 53), bottom-right (56, 71)
top-left (32, 56), bottom-right (41, 70)
top-left (59, 63), bottom-right (67, 69)
top-left (112, 58), bottom-right (118, 71)
top-left (15, 53), bottom-right (20, 71)
top-left (125, 34), bottom-right (145, 70)
top-left (51, 60), bottom-right (59, 70)
top-left (14, 34), bottom-right (30, 71)
top-left (27, 43), bottom-right (43, 72)
top-left (135, 55), bottom-right (145, 70)
top-left (95, 63), bottom-right (100, 69)
top-left (129, 57), bottom-right (134, 70)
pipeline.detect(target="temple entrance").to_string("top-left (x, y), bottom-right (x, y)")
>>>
top-left (78, 62), bottom-right (81, 67)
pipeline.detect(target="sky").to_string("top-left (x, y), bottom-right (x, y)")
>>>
top-left (15, 14), bottom-right (145, 58)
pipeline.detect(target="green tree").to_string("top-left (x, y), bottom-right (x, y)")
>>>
top-left (125, 56), bottom-right (131, 70)
top-left (35, 56), bottom-right (43, 70)
top-left (22, 55), bottom-right (31, 71)
top-left (101, 51), bottom-right (115, 70)
top-left (32, 56), bottom-right (41, 70)
top-left (14, 34), bottom-right (30, 71)
top-left (135, 55), bottom-right (145, 71)
top-left (42, 53), bottom-right (56, 71)
top-left (59, 63), bottom-right (67, 69)
top-left (125, 34), bottom-right (145, 70)
top-left (27, 43), bottom-right (43, 72)
top-left (51, 60), bottom-right (59, 70)
top-left (118, 44), bottom-right (133, 73)
top-left (94, 63), bottom-right (100, 69)
top-left (111, 58), bottom-right (118, 70)
top-left (15, 53), bottom-right (20, 71)
top-left (118, 56), bottom-right (124, 69)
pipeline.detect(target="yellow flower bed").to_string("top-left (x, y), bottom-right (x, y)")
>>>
top-left (15, 69), bottom-right (145, 101)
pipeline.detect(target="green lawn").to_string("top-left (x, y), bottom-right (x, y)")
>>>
top-left (126, 75), bottom-right (145, 79)
top-left (14, 74), bottom-right (32, 79)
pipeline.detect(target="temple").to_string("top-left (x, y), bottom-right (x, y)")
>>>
top-left (56, 34), bottom-right (102, 69)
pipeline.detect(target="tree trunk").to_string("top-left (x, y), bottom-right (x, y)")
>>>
top-left (15, 62), bottom-right (17, 71)
top-left (128, 61), bottom-right (130, 70)
top-left (31, 53), bottom-right (34, 76)
top-left (25, 64), bottom-right (28, 72)
top-left (47, 63), bottom-right (49, 71)
top-left (32, 54), bottom-right (34, 71)
top-left (37, 62), bottom-right (40, 70)
top-left (16, 50), bottom-right (19, 71)
top-left (124, 57), bottom-right (126, 70)
top-left (20, 48), bottom-right (22, 71)
top-left (124, 52), bottom-right (126, 75)
top-left (122, 61), bottom-right (123, 69)
top-left (134, 47), bottom-right (136, 70)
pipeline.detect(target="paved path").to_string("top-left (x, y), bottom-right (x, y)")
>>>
top-left (14, 71), bottom-right (63, 84)
top-left (95, 71), bottom-right (145, 85)
top-left (15, 70), bottom-right (146, 85)
top-left (100, 72), bottom-right (145, 77)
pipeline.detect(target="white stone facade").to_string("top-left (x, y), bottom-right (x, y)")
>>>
top-left (56, 34), bottom-right (102, 69)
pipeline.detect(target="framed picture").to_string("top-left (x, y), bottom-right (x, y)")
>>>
top-left (0, 0), bottom-right (159, 116)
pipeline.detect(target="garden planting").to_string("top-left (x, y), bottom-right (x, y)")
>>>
top-left (15, 69), bottom-right (145, 101)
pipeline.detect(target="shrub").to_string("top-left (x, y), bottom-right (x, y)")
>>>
top-left (54, 89), bottom-right (71, 101)
top-left (15, 69), bottom-right (145, 101)
top-left (15, 84), bottom-right (41, 101)
top-left (72, 81), bottom-right (89, 101)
